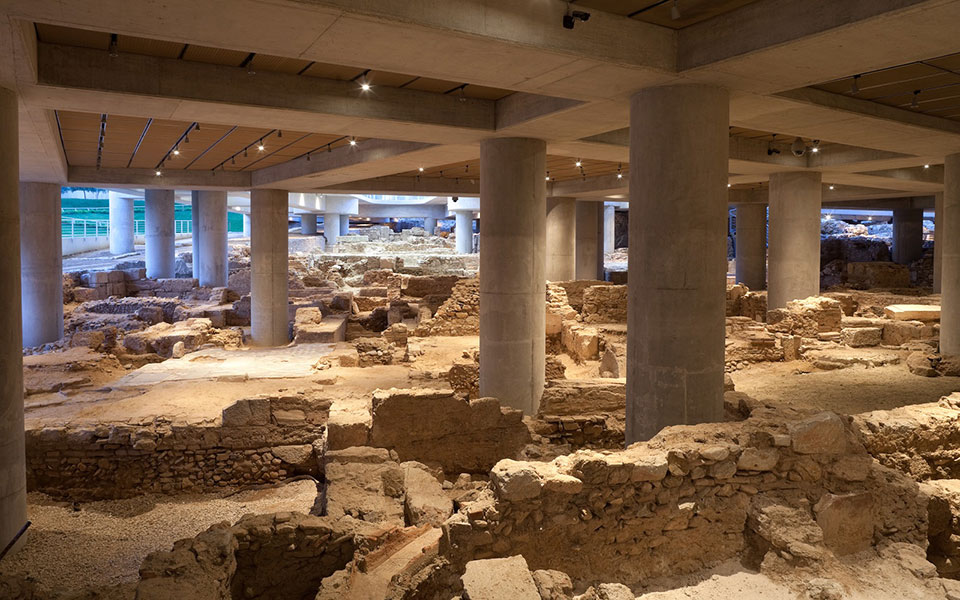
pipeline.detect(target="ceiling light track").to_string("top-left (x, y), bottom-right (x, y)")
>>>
top-left (126, 117), bottom-right (153, 168)
top-left (155, 122), bottom-right (199, 170)
top-left (212, 129), bottom-right (278, 172)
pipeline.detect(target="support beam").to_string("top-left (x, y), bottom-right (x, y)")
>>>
top-left (0, 86), bottom-right (27, 557)
top-left (892, 208), bottom-right (924, 265)
top-left (251, 189), bottom-right (290, 347)
top-left (193, 190), bottom-right (228, 287)
top-left (575, 200), bottom-right (603, 280)
top-left (768, 172), bottom-right (822, 309)
top-left (935, 192), bottom-right (944, 294)
top-left (340, 214), bottom-right (350, 236)
top-left (108, 191), bottom-right (134, 255)
top-left (603, 205), bottom-right (616, 254)
top-left (942, 154), bottom-right (960, 355)
top-left (545, 197), bottom-right (575, 281)
top-left (20, 182), bottom-right (62, 347)
top-left (454, 211), bottom-right (474, 254)
top-left (735, 203), bottom-right (767, 291)
top-left (626, 84), bottom-right (728, 443)
top-left (324, 213), bottom-right (341, 247)
top-left (423, 216), bottom-right (437, 235)
top-left (479, 137), bottom-right (546, 415)
top-left (144, 189), bottom-right (175, 279)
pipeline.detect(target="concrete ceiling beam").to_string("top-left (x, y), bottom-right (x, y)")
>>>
top-left (315, 175), bottom-right (479, 197)
top-left (68, 166), bottom-right (250, 190)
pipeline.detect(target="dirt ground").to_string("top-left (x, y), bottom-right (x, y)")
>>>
top-left (733, 360), bottom-right (960, 415)
top-left (0, 480), bottom-right (319, 599)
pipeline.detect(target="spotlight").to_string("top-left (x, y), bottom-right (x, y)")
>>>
top-left (108, 34), bottom-right (119, 58)
top-left (257, 143), bottom-right (265, 152)
top-left (727, 183), bottom-right (732, 188)
top-left (670, 0), bottom-right (681, 20)
top-left (924, 164), bottom-right (931, 169)
top-left (810, 140), bottom-right (820, 153)
top-left (545, 171), bottom-right (551, 181)
top-left (277, 130), bottom-right (283, 138)
top-left (575, 159), bottom-right (582, 167)
top-left (828, 185), bottom-right (835, 190)
top-left (172, 148), bottom-right (180, 156)
top-left (850, 74), bottom-right (861, 95)
top-left (562, 9), bottom-right (590, 29)
top-left (911, 90), bottom-right (920, 109)
top-left (155, 169), bottom-right (162, 176)
top-left (418, 167), bottom-right (424, 172)
top-left (360, 82), bottom-right (371, 92)
top-left (349, 138), bottom-right (358, 146)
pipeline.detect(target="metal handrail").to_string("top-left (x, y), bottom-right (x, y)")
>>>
top-left (0, 521), bottom-right (30, 563)
top-left (61, 217), bottom-right (193, 238)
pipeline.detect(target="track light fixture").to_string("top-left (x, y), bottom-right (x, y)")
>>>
top-left (243, 147), bottom-right (248, 158)
top-left (277, 130), bottom-right (282, 138)
top-left (924, 164), bottom-right (931, 169)
top-left (545, 171), bottom-right (551, 181)
top-left (257, 140), bottom-right (265, 151)
top-left (575, 159), bottom-right (582, 167)
top-left (810, 140), bottom-right (820, 154)
top-left (829, 185), bottom-right (835, 190)
top-left (911, 90), bottom-right (920, 109)
top-left (349, 137), bottom-right (357, 146)
top-left (172, 148), bottom-right (180, 156)
top-left (418, 167), bottom-right (425, 172)
top-left (671, 0), bottom-right (682, 20)
top-left (562, 4), bottom-right (591, 29)
top-left (767, 134), bottom-right (781, 156)
top-left (108, 34), bottom-right (119, 58)
top-left (617, 164), bottom-right (622, 179)
top-left (231, 156), bottom-right (235, 165)
top-left (850, 74), bottom-right (861, 95)
top-left (155, 169), bottom-right (162, 177)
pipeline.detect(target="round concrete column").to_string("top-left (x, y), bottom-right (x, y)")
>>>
top-left (735, 203), bottom-right (767, 290)
top-left (242, 214), bottom-right (251, 238)
top-left (324, 212), bottom-right (340, 247)
top-left (194, 190), bottom-right (228, 287)
top-left (108, 192), bottom-right (134, 254)
top-left (893, 207), bottom-right (924, 265)
top-left (626, 84), bottom-right (729, 443)
top-left (942, 154), bottom-right (960, 354)
top-left (546, 197), bottom-right (576, 281)
top-left (767, 171), bottom-right (822, 309)
top-left (20, 182), bottom-right (63, 347)
top-left (936, 192), bottom-right (944, 294)
top-left (144, 189), bottom-right (175, 279)
top-left (340, 214), bottom-right (350, 236)
top-left (603, 205), bottom-right (616, 254)
top-left (575, 200), bottom-right (603, 280)
top-left (300, 214), bottom-right (317, 235)
top-left (251, 189), bottom-right (290, 346)
top-left (0, 86), bottom-right (27, 556)
top-left (479, 137), bottom-right (546, 414)
top-left (454, 210), bottom-right (473, 254)
top-left (423, 216), bottom-right (437, 235)
top-left (191, 194), bottom-right (201, 277)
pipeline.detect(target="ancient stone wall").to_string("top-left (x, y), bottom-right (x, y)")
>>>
top-left (25, 394), bottom-right (329, 499)
top-left (442, 409), bottom-right (926, 586)
top-left (415, 278), bottom-right (479, 336)
top-left (581, 285), bottom-right (627, 323)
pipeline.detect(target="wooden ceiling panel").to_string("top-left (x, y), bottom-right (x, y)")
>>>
top-left (574, 0), bottom-right (763, 29)
top-left (128, 118), bottom-right (194, 169)
top-left (182, 44), bottom-right (249, 67)
top-left (249, 54), bottom-right (313, 75)
top-left (300, 61), bottom-right (366, 81)
top-left (36, 23), bottom-right (109, 49)
top-left (194, 126), bottom-right (274, 171)
top-left (118, 36), bottom-right (185, 59)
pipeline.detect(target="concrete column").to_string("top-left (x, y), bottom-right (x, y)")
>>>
top-left (0, 87), bottom-right (27, 556)
top-left (324, 212), bottom-right (340, 246)
top-left (193, 190), bottom-right (228, 287)
top-left (300, 214), bottom-right (317, 235)
top-left (942, 154), bottom-right (960, 354)
top-left (108, 191), bottom-right (134, 254)
top-left (479, 137), bottom-right (546, 414)
top-left (893, 207), bottom-right (924, 265)
top-left (936, 192), bottom-right (944, 294)
top-left (546, 197), bottom-right (576, 281)
top-left (735, 203), bottom-right (767, 290)
top-left (340, 214), bottom-right (350, 236)
top-left (626, 84), bottom-right (728, 443)
top-left (767, 171), bottom-right (822, 309)
top-left (423, 216), bottom-right (437, 235)
top-left (575, 200), bottom-right (603, 280)
top-left (144, 189), bottom-right (175, 279)
top-left (603, 205), bottom-right (616, 254)
top-left (20, 182), bottom-right (63, 347)
top-left (251, 189), bottom-right (290, 346)
top-left (454, 210), bottom-right (473, 254)
top-left (242, 214), bottom-right (251, 238)
top-left (191, 194), bottom-right (201, 277)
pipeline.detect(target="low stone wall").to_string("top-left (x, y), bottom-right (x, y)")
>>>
top-left (26, 393), bottom-right (329, 500)
top-left (415, 278), bottom-right (479, 336)
top-left (581, 285), bottom-right (627, 323)
top-left (442, 408), bottom-right (926, 586)
top-left (137, 512), bottom-right (376, 600)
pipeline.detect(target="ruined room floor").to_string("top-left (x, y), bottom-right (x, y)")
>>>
top-left (733, 360), bottom-right (960, 415)
top-left (0, 481), bottom-right (319, 599)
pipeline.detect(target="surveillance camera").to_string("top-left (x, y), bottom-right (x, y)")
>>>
top-left (790, 136), bottom-right (806, 157)
top-left (451, 196), bottom-right (459, 203)
top-left (562, 10), bottom-right (590, 29)
top-left (767, 147), bottom-right (781, 156)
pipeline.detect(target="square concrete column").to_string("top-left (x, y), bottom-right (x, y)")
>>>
top-left (454, 210), bottom-right (473, 254)
top-left (768, 172), bottom-right (822, 309)
top-left (942, 154), bottom-right (960, 354)
top-left (251, 189), bottom-right (290, 346)
top-left (144, 189), bottom-right (176, 279)
top-left (575, 200), bottom-right (604, 280)
top-left (627, 84), bottom-right (729, 443)
top-left (20, 182), bottom-right (63, 347)
top-left (340, 214), bottom-right (350, 236)
top-left (480, 137), bottom-right (546, 414)
top-left (0, 86), bottom-right (27, 556)
top-left (734, 203), bottom-right (767, 290)
top-left (192, 191), bottom-right (228, 287)
top-left (892, 207), bottom-right (924, 265)
top-left (300, 214), bottom-right (317, 235)
top-left (108, 191), bottom-right (135, 255)
top-left (935, 192), bottom-right (944, 294)
top-left (324, 212), bottom-right (341, 247)
top-left (546, 197), bottom-right (576, 281)
top-left (242, 213), bottom-right (251, 238)
top-left (603, 205), bottom-right (616, 254)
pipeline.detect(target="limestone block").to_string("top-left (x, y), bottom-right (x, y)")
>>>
top-left (840, 327), bottom-right (881, 348)
top-left (737, 447), bottom-right (780, 471)
top-left (491, 459), bottom-right (543, 501)
top-left (221, 398), bottom-right (271, 427)
top-left (532, 570), bottom-right (573, 600)
top-left (884, 304), bottom-right (941, 321)
top-left (883, 320), bottom-right (922, 346)
top-left (814, 492), bottom-right (875, 555)
top-left (402, 462), bottom-right (453, 526)
top-left (272, 444), bottom-right (315, 472)
top-left (789, 412), bottom-right (846, 454)
top-left (461, 555), bottom-right (540, 600)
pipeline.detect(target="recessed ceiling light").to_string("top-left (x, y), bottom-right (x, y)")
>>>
top-left (155, 170), bottom-right (162, 176)
top-left (924, 164), bottom-right (931, 169)
top-left (727, 183), bottom-right (731, 188)
top-left (828, 185), bottom-right (835, 190)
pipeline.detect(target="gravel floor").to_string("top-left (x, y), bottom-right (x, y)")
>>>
top-left (0, 480), bottom-right (319, 598)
